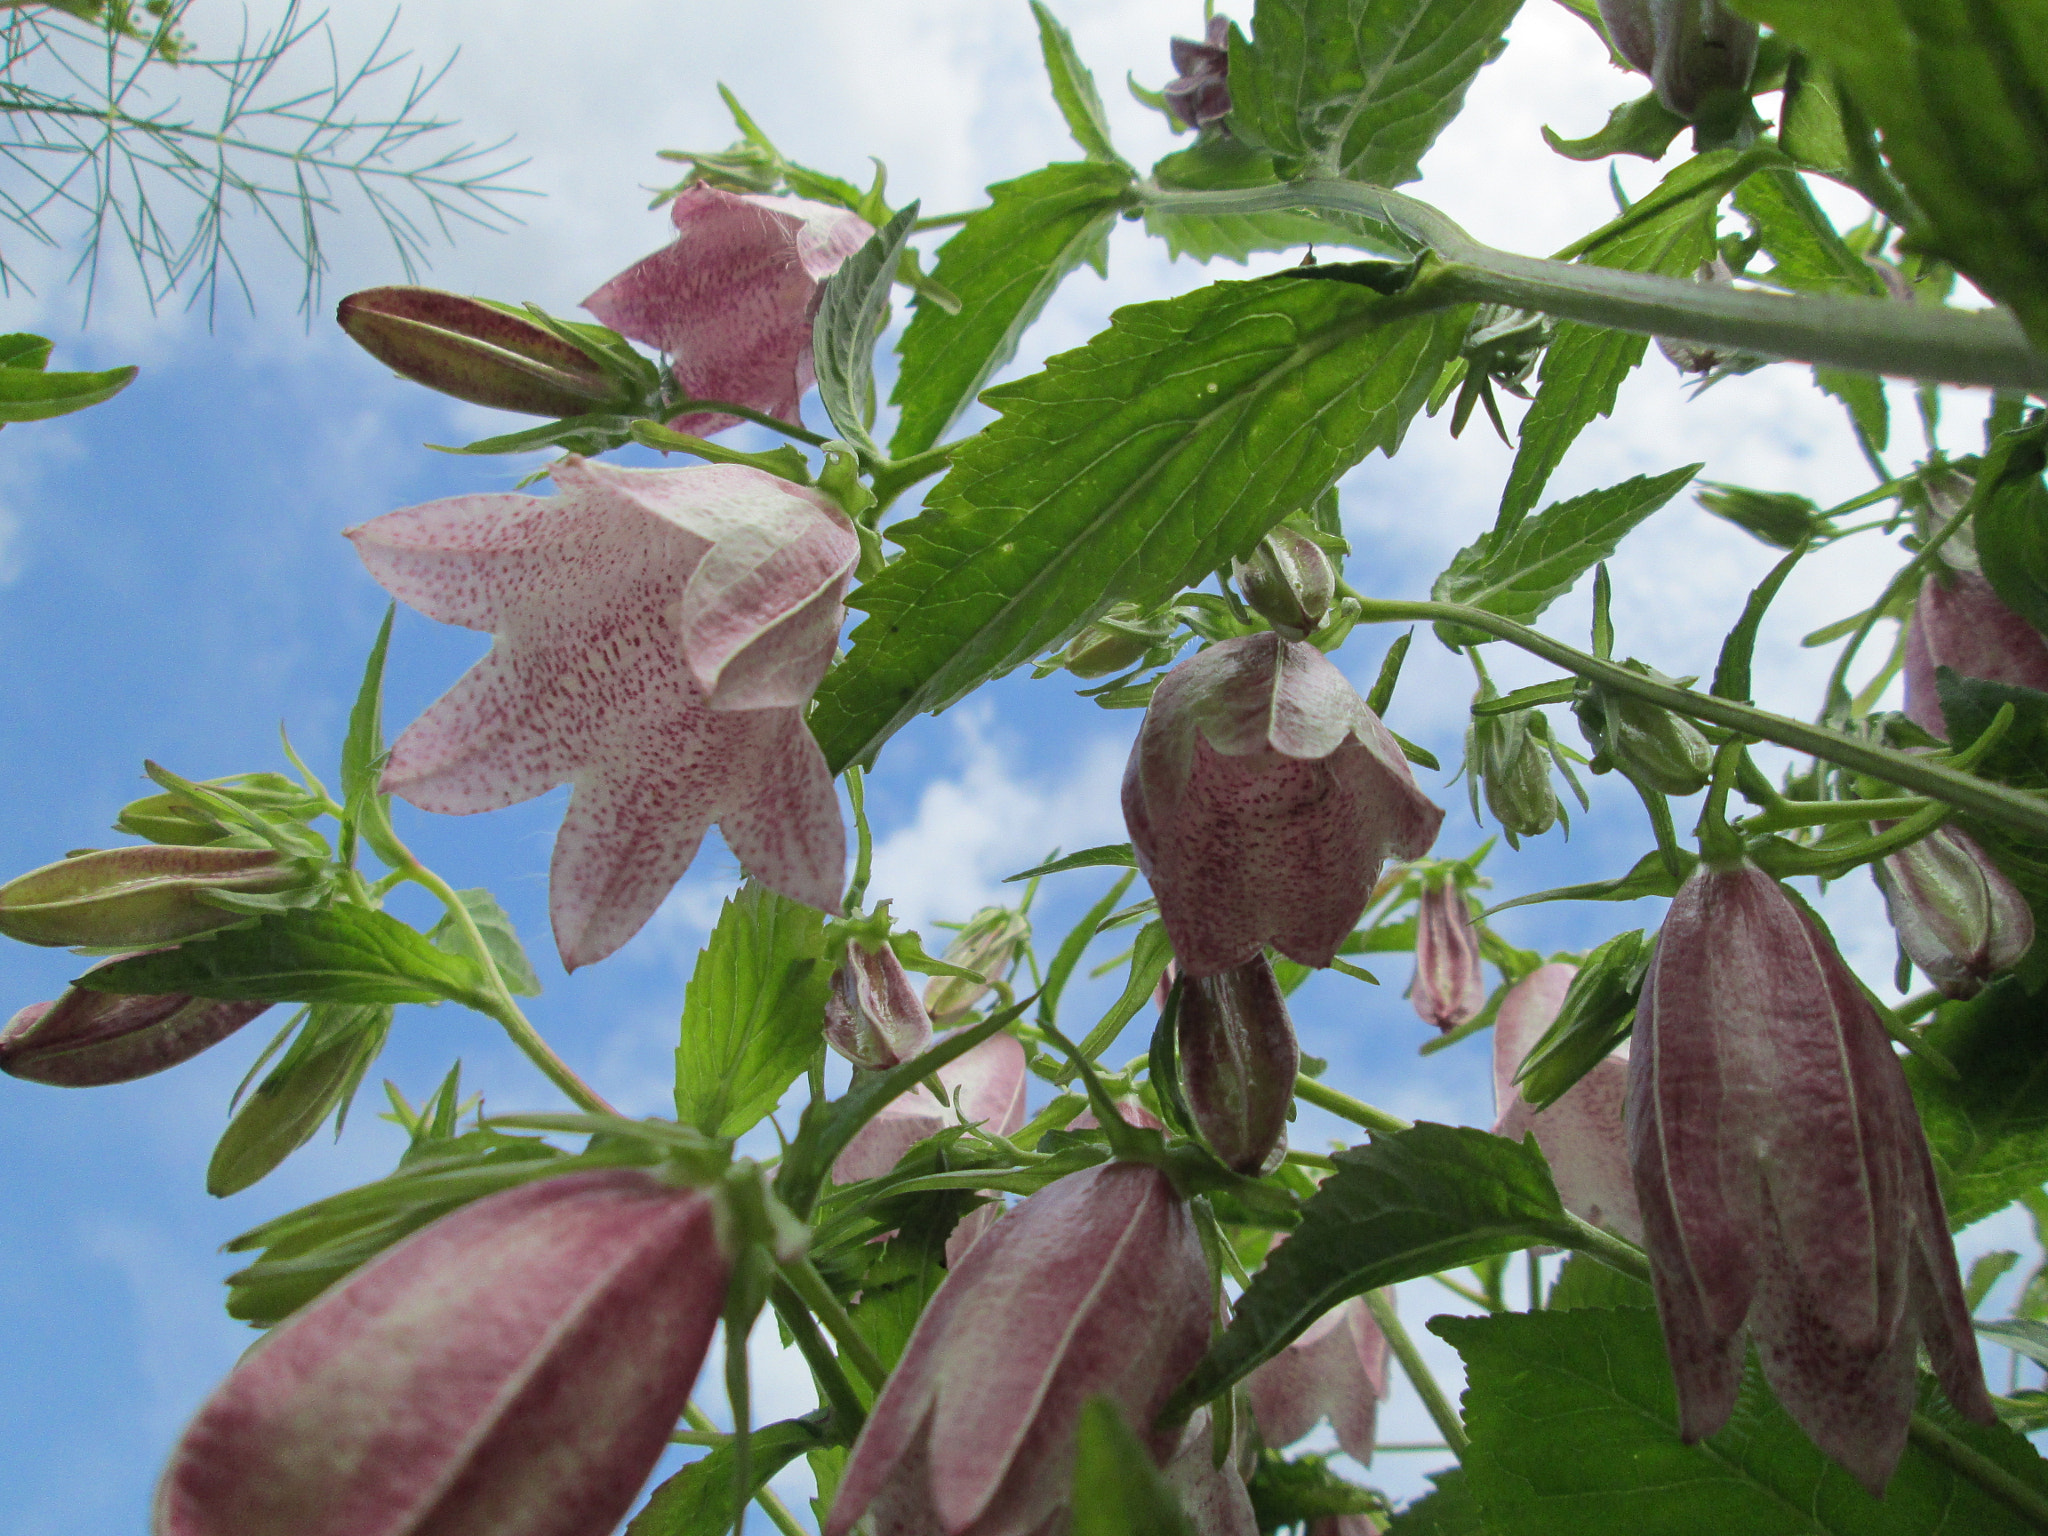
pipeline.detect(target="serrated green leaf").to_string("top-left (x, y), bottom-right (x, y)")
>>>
top-left (1383, 1470), bottom-right (1486, 1536)
top-left (1971, 418), bottom-right (2048, 641)
top-left (1496, 152), bottom-right (1737, 534)
top-left (1030, 1), bottom-right (1123, 166)
top-left (1004, 843), bottom-right (1136, 882)
top-left (815, 276), bottom-right (1464, 771)
top-left (1170, 1124), bottom-right (1572, 1413)
top-left (1441, 1306), bottom-right (2048, 1535)
top-left (1712, 538), bottom-right (1810, 704)
top-left (1227, 0), bottom-right (1524, 185)
top-left (1736, 0), bottom-right (2048, 351)
top-left (1143, 136), bottom-right (1412, 265)
top-left (1906, 978), bottom-right (2048, 1229)
top-left (1433, 466), bottom-right (1699, 646)
top-left (0, 361), bottom-right (136, 422)
top-left (429, 888), bottom-right (542, 997)
top-left (889, 164), bottom-right (1130, 458)
top-left (674, 881), bottom-right (834, 1140)
top-left (1546, 1249), bottom-right (1654, 1310)
top-left (1247, 1449), bottom-right (1387, 1527)
top-left (627, 1415), bottom-right (833, 1536)
top-left (812, 203), bottom-right (920, 455)
top-left (208, 1004), bottom-right (394, 1196)
top-left (81, 905), bottom-right (491, 1007)
top-left (1070, 1398), bottom-right (1198, 1536)
top-left (1542, 93), bottom-right (1687, 163)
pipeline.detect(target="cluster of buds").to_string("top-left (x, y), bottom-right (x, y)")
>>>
top-left (1465, 696), bottom-right (1573, 846)
top-left (922, 906), bottom-right (1031, 1024)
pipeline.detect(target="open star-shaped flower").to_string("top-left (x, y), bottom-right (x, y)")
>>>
top-left (347, 457), bottom-right (858, 970)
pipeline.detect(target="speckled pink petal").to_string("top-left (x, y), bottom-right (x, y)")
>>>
top-left (1245, 1298), bottom-right (1389, 1463)
top-left (154, 1170), bottom-right (726, 1536)
top-left (380, 647), bottom-right (597, 813)
top-left (1902, 569), bottom-right (2048, 736)
top-left (714, 712), bottom-right (846, 915)
top-left (1411, 883), bottom-right (1484, 1030)
top-left (1163, 1412), bottom-right (1257, 1536)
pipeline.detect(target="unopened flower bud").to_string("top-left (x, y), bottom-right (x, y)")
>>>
top-left (1597, 0), bottom-right (1656, 72)
top-left (1, 981), bottom-right (269, 1086)
top-left (1873, 825), bottom-right (2034, 999)
top-left (1649, 0), bottom-right (1759, 119)
top-left (824, 940), bottom-right (933, 1069)
top-left (1165, 17), bottom-right (1232, 130)
top-left (1574, 681), bottom-right (1712, 796)
top-left (922, 907), bottom-right (1030, 1024)
top-left (1177, 954), bottom-right (1298, 1175)
top-left (338, 287), bottom-right (631, 418)
top-left (1233, 525), bottom-right (1335, 642)
top-left (1696, 483), bottom-right (1828, 551)
top-left (1903, 568), bottom-right (2048, 737)
top-left (1470, 708), bottom-right (1560, 841)
top-left (1057, 603), bottom-right (1177, 680)
top-left (0, 845), bottom-right (299, 948)
top-left (1412, 882), bottom-right (1484, 1030)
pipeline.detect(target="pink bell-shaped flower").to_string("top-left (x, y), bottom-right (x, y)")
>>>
top-left (584, 185), bottom-right (874, 437)
top-left (154, 1168), bottom-right (728, 1536)
top-left (826, 1161), bottom-right (1212, 1536)
top-left (1163, 1409), bottom-right (1258, 1536)
top-left (1628, 861), bottom-right (1993, 1492)
top-left (1874, 824), bottom-right (2034, 999)
top-left (1123, 632), bottom-right (1444, 979)
top-left (1244, 1289), bottom-right (1390, 1463)
top-left (1901, 568), bottom-right (2048, 736)
top-left (1491, 962), bottom-right (1642, 1243)
top-left (348, 457), bottom-right (858, 969)
top-left (1411, 881), bottom-right (1485, 1031)
top-left (1165, 17), bottom-right (1233, 129)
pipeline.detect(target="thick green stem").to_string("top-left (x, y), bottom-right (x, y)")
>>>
top-left (1738, 795), bottom-right (1931, 832)
top-left (1136, 179), bottom-right (2048, 391)
top-left (1295, 1074), bottom-right (1411, 1136)
top-left (1364, 1288), bottom-right (1468, 1457)
top-left (1344, 597), bottom-right (2048, 844)
top-left (780, 1255), bottom-right (890, 1391)
top-left (871, 440), bottom-right (960, 512)
top-left (665, 397), bottom-right (830, 447)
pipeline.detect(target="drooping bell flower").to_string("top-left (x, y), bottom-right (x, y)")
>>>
top-left (1, 982), bottom-right (269, 1086)
top-left (1901, 568), bottom-right (2048, 737)
top-left (1163, 1408), bottom-right (1258, 1536)
top-left (1165, 17), bottom-right (1233, 130)
top-left (1873, 824), bottom-right (2034, 1000)
top-left (1411, 881), bottom-right (1485, 1031)
top-left (1628, 860), bottom-right (1993, 1492)
top-left (1177, 954), bottom-right (1298, 1175)
top-left (155, 1168), bottom-right (728, 1536)
top-left (1123, 632), bottom-right (1444, 979)
top-left (1244, 1285), bottom-right (1390, 1463)
top-left (825, 939), bottom-right (932, 1069)
top-left (583, 185), bottom-right (874, 437)
top-left (826, 1161), bottom-right (1212, 1536)
top-left (1491, 962), bottom-right (1642, 1243)
top-left (347, 457), bottom-right (858, 969)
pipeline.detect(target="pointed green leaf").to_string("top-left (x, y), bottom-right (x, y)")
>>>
top-left (429, 888), bottom-right (542, 997)
top-left (1907, 978), bottom-right (2048, 1230)
top-left (1439, 1306), bottom-right (2048, 1535)
top-left (1070, 1398), bottom-right (1198, 1536)
top-left (815, 276), bottom-right (1465, 770)
top-left (1712, 537), bottom-right (1810, 704)
top-left (1486, 847), bottom-right (1698, 913)
top-left (81, 906), bottom-right (491, 1007)
top-left (889, 163), bottom-right (1130, 458)
top-left (674, 881), bottom-right (834, 1139)
top-left (0, 333), bottom-right (53, 370)
top-left (0, 362), bottom-right (137, 422)
top-left (1031, 1), bottom-right (1123, 166)
top-left (1979, 1318), bottom-right (2048, 1372)
top-left (1169, 1124), bottom-right (1572, 1415)
top-left (1433, 466), bottom-right (1700, 646)
top-left (1971, 418), bottom-right (2048, 642)
top-left (813, 203), bottom-right (920, 456)
top-left (208, 1004), bottom-right (394, 1196)
top-left (1542, 93), bottom-right (1687, 163)
top-left (627, 1415), bottom-right (833, 1536)
top-left (1060, 917), bottom-right (1174, 1080)
top-left (1004, 843), bottom-right (1136, 882)
top-left (1227, 0), bottom-right (1524, 185)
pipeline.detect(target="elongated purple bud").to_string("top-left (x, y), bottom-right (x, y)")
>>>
top-left (338, 287), bottom-right (628, 418)
top-left (1873, 825), bottom-right (2034, 999)
top-left (825, 940), bottom-right (933, 1069)
top-left (1, 984), bottom-right (269, 1086)
top-left (1902, 569), bottom-right (2048, 737)
top-left (1177, 954), bottom-right (1298, 1175)
top-left (0, 845), bottom-right (298, 948)
top-left (155, 1168), bottom-right (729, 1536)
top-left (1412, 882), bottom-right (1484, 1030)
top-left (1597, 0), bottom-right (1656, 71)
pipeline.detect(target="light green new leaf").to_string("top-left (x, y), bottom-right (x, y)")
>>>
top-left (82, 906), bottom-right (492, 1008)
top-left (815, 275), bottom-right (1465, 771)
top-left (1070, 1398), bottom-right (1199, 1536)
top-left (1433, 465), bottom-right (1700, 646)
top-left (429, 888), bottom-right (542, 997)
top-left (1542, 93), bottom-right (1687, 163)
top-left (814, 204), bottom-right (920, 457)
top-left (1442, 1307), bottom-right (2048, 1535)
top-left (208, 1004), bottom-right (394, 1196)
top-left (0, 361), bottom-right (136, 422)
top-left (1227, 0), bottom-right (1524, 185)
top-left (1168, 1123), bottom-right (1572, 1415)
top-left (1496, 151), bottom-right (1737, 534)
top-left (674, 881), bottom-right (833, 1139)
top-left (1907, 978), bottom-right (2048, 1230)
top-left (1031, 1), bottom-right (1123, 166)
top-left (1735, 0), bottom-right (2048, 351)
top-left (889, 163), bottom-right (1130, 458)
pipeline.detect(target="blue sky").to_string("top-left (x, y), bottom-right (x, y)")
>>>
top-left (0, 2), bottom-right (2030, 1531)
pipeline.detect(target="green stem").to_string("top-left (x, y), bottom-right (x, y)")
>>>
top-left (1738, 795), bottom-right (1931, 832)
top-left (682, 1404), bottom-right (809, 1536)
top-left (1135, 179), bottom-right (2048, 391)
top-left (396, 851), bottom-right (615, 1116)
top-left (843, 765), bottom-right (875, 911)
top-left (912, 209), bottom-right (978, 231)
top-left (1907, 1417), bottom-right (2048, 1534)
top-left (1429, 1272), bottom-right (1506, 1313)
top-left (771, 1281), bottom-right (866, 1436)
top-left (1295, 1074), bottom-right (1411, 1136)
top-left (780, 1255), bottom-right (890, 1391)
top-left (1364, 1288), bottom-right (1468, 1457)
top-left (871, 440), bottom-right (960, 512)
top-left (1820, 475), bottom-right (1973, 719)
top-left (1342, 596), bottom-right (2048, 844)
